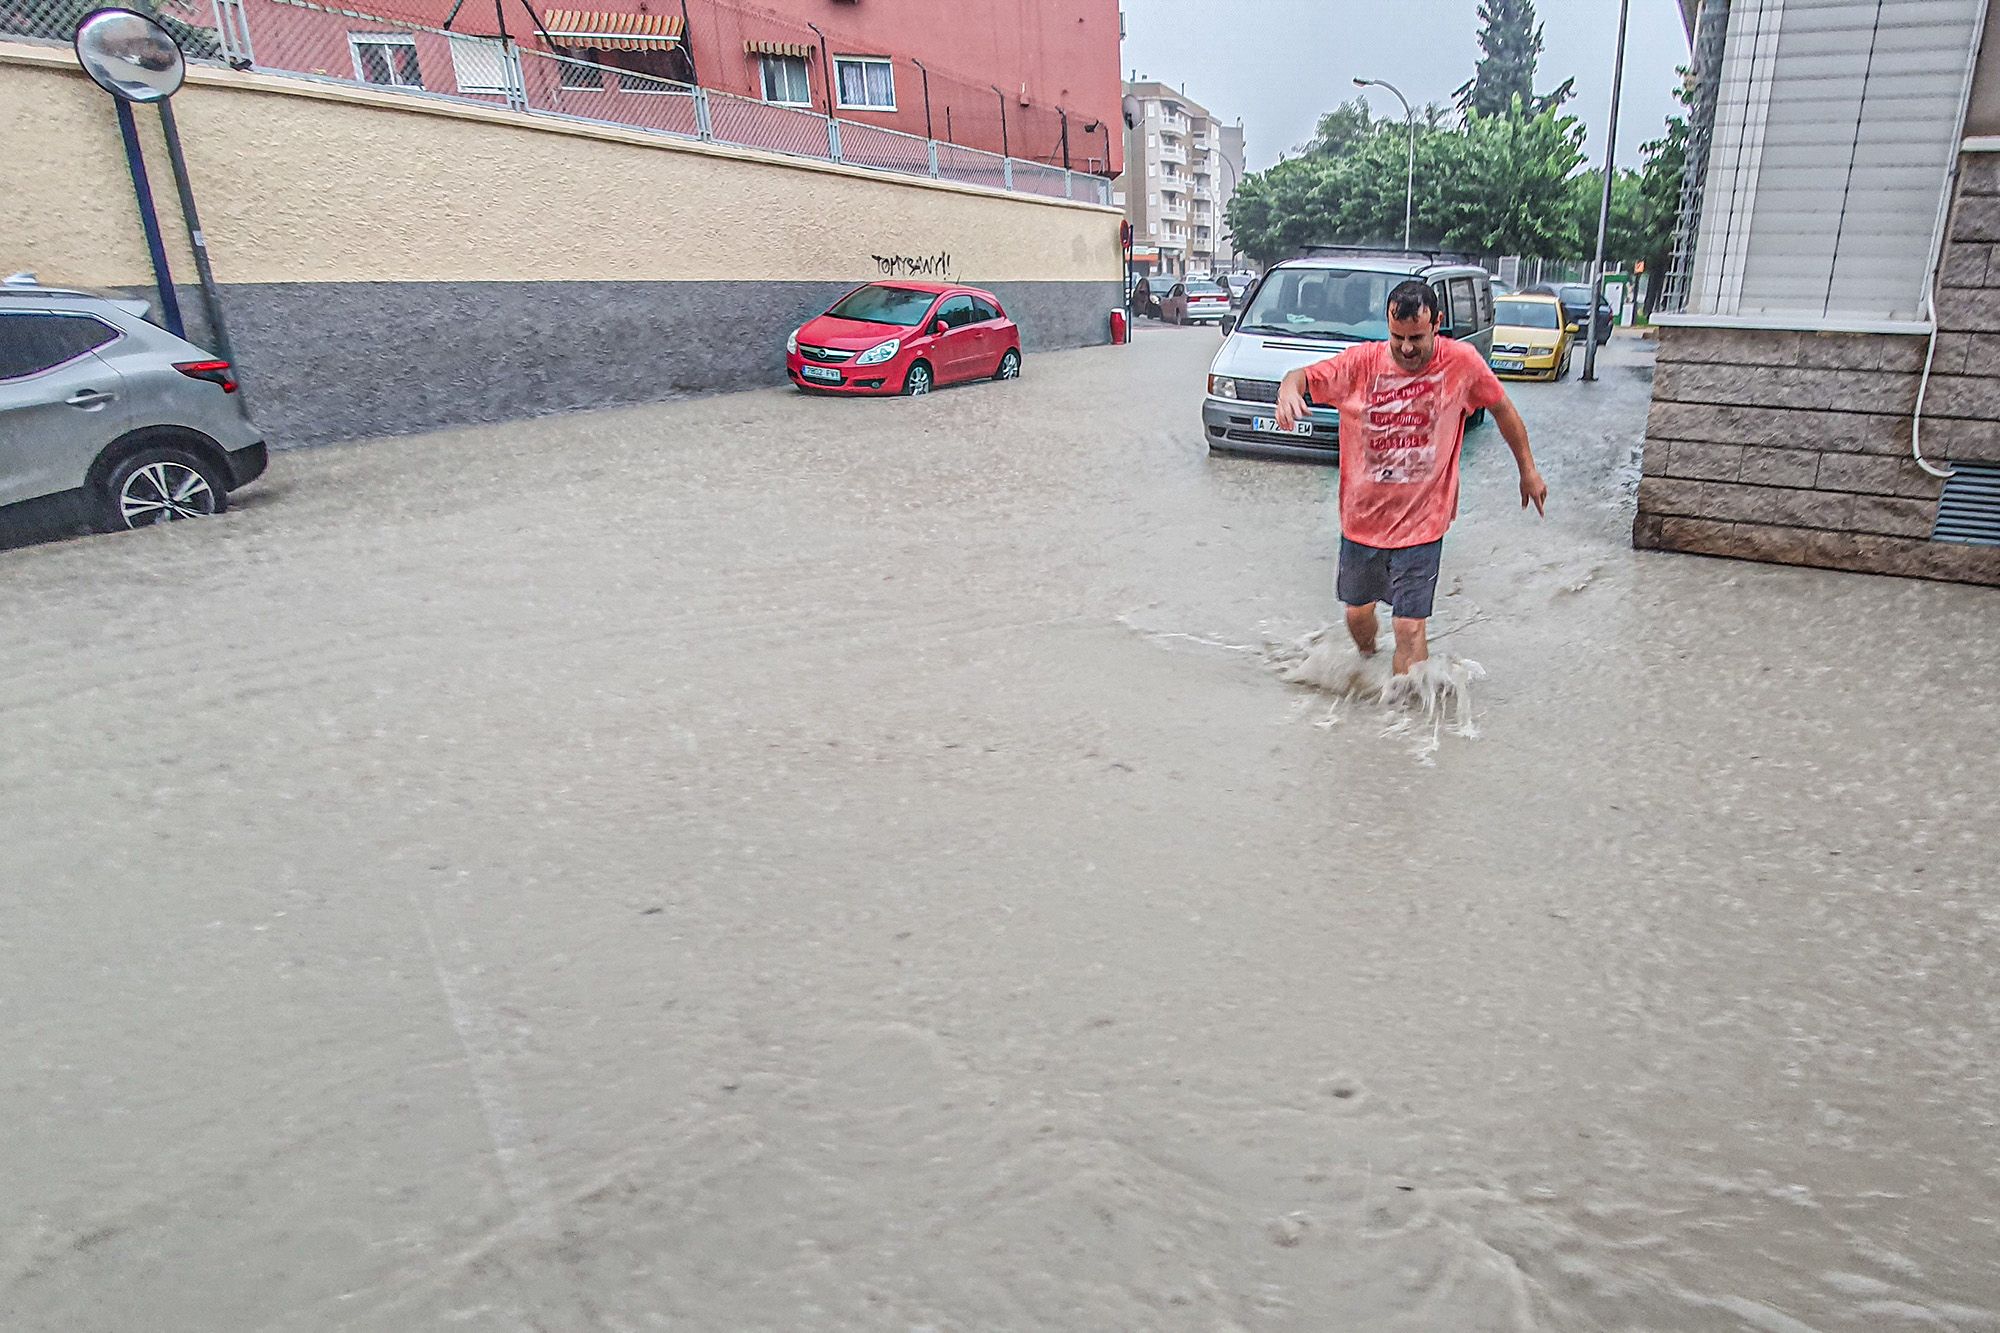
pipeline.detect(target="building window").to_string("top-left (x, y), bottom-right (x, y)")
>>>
top-left (447, 33), bottom-right (514, 95)
top-left (349, 33), bottom-right (420, 88)
top-left (833, 56), bottom-right (894, 110)
top-left (554, 51), bottom-right (605, 89)
top-left (611, 49), bottom-right (692, 88)
top-left (760, 53), bottom-right (812, 106)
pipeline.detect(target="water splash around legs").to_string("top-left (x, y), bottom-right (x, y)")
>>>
top-left (1267, 626), bottom-right (1486, 763)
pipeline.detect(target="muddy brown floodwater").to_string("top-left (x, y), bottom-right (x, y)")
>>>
top-left (2, 326), bottom-right (1997, 1331)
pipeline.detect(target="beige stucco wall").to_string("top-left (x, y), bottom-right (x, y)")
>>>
top-left (0, 42), bottom-right (1121, 290)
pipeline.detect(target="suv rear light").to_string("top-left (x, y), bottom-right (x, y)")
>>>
top-left (174, 359), bottom-right (237, 393)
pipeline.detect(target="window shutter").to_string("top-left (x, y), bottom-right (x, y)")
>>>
top-left (1690, 0), bottom-right (1981, 323)
top-left (448, 34), bottom-right (513, 95)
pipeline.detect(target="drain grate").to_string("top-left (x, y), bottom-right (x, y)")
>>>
top-left (1934, 461), bottom-right (2000, 546)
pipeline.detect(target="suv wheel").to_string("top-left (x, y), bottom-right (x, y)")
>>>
top-left (101, 444), bottom-right (229, 531)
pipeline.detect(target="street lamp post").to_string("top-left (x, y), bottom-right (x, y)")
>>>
top-left (1214, 149), bottom-right (1240, 270)
top-left (1582, 0), bottom-right (1632, 384)
top-left (1353, 77), bottom-right (1414, 254)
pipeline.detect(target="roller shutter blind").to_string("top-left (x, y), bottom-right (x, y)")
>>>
top-left (1690, 0), bottom-right (1981, 322)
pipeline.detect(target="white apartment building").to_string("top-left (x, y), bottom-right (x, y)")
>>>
top-left (1113, 80), bottom-right (1246, 279)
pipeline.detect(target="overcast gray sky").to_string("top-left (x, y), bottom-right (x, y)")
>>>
top-left (1120, 0), bottom-right (1692, 172)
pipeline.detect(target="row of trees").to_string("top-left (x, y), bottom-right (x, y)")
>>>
top-left (1225, 0), bottom-right (1685, 282)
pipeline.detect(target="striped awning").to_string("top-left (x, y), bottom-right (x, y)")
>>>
top-left (541, 10), bottom-right (682, 48)
top-left (745, 39), bottom-right (813, 58)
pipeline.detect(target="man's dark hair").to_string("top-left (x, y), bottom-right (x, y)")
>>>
top-left (1387, 279), bottom-right (1439, 325)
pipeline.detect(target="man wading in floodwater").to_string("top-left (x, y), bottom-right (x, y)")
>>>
top-left (1275, 279), bottom-right (1548, 678)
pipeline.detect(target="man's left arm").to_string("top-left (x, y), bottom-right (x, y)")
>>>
top-left (1489, 395), bottom-right (1547, 516)
top-left (1463, 347), bottom-right (1546, 516)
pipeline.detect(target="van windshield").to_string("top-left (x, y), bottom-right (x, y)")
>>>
top-left (1235, 267), bottom-right (1406, 341)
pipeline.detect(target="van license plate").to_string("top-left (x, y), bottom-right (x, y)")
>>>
top-left (1253, 417), bottom-right (1314, 436)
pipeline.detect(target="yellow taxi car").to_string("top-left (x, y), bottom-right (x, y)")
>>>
top-left (1488, 293), bottom-right (1577, 381)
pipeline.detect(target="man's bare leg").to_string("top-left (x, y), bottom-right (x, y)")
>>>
top-left (1345, 603), bottom-right (1380, 656)
top-left (1391, 616), bottom-right (1429, 676)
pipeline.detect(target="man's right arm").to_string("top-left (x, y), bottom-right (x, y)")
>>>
top-left (1275, 367), bottom-right (1312, 431)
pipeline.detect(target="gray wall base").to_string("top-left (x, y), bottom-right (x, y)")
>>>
top-left (130, 279), bottom-right (1120, 448)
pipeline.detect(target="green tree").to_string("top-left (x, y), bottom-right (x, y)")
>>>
top-left (1298, 97), bottom-right (1373, 157)
top-left (1634, 82), bottom-right (1691, 303)
top-left (1564, 167), bottom-right (1649, 262)
top-left (1426, 102), bottom-right (1587, 255)
top-left (1456, 0), bottom-right (1574, 118)
top-left (1228, 101), bottom-right (1589, 264)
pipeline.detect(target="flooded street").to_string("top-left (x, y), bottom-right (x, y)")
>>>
top-left (3, 325), bottom-right (1997, 1330)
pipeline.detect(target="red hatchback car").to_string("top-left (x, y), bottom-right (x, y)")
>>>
top-left (787, 282), bottom-right (1022, 396)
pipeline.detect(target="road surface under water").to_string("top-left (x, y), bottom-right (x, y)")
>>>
top-left (2, 326), bottom-right (1996, 1330)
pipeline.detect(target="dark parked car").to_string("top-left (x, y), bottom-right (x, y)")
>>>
top-left (1130, 277), bottom-right (1165, 319)
top-left (1526, 282), bottom-right (1613, 344)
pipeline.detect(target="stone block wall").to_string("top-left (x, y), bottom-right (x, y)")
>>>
top-left (1633, 153), bottom-right (2000, 587)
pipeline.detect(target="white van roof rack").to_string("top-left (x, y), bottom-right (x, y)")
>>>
top-left (1296, 244), bottom-right (1473, 264)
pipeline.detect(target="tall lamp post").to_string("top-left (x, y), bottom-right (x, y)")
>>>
top-left (1582, 0), bottom-right (1632, 383)
top-left (1214, 140), bottom-right (1241, 270)
top-left (1353, 76), bottom-right (1414, 253)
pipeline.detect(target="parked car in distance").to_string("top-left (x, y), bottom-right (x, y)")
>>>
top-left (1489, 273), bottom-right (1515, 297)
top-left (1, 276), bottom-right (265, 537)
top-left (1219, 273), bottom-right (1258, 306)
top-left (786, 282), bottom-right (1021, 397)
top-left (1205, 254), bottom-right (1496, 462)
top-left (1160, 280), bottom-right (1233, 325)
top-left (1488, 293), bottom-right (1575, 381)
top-left (1130, 277), bottom-right (1165, 319)
top-left (1525, 282), bottom-right (1613, 344)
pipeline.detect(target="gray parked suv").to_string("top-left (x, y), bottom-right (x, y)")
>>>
top-left (0, 277), bottom-right (266, 536)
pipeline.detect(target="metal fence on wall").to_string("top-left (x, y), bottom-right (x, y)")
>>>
top-left (1658, 0), bottom-right (1731, 316)
top-left (0, 0), bottom-right (1114, 206)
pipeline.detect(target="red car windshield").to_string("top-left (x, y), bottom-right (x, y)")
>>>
top-left (826, 285), bottom-right (938, 327)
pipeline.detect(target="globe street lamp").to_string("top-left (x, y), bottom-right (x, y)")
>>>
top-left (1353, 76), bottom-right (1414, 254)
top-left (73, 6), bottom-right (235, 367)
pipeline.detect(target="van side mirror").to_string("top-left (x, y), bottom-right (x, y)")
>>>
top-left (1221, 313), bottom-right (1237, 335)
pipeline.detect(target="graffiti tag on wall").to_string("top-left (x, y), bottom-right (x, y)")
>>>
top-left (872, 252), bottom-right (954, 279)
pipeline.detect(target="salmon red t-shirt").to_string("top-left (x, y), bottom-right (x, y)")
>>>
top-left (1302, 337), bottom-right (1505, 549)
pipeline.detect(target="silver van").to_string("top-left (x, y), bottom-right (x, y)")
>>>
top-left (1202, 253), bottom-right (1496, 463)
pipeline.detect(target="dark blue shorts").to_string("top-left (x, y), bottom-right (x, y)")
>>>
top-left (1338, 536), bottom-right (1444, 620)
